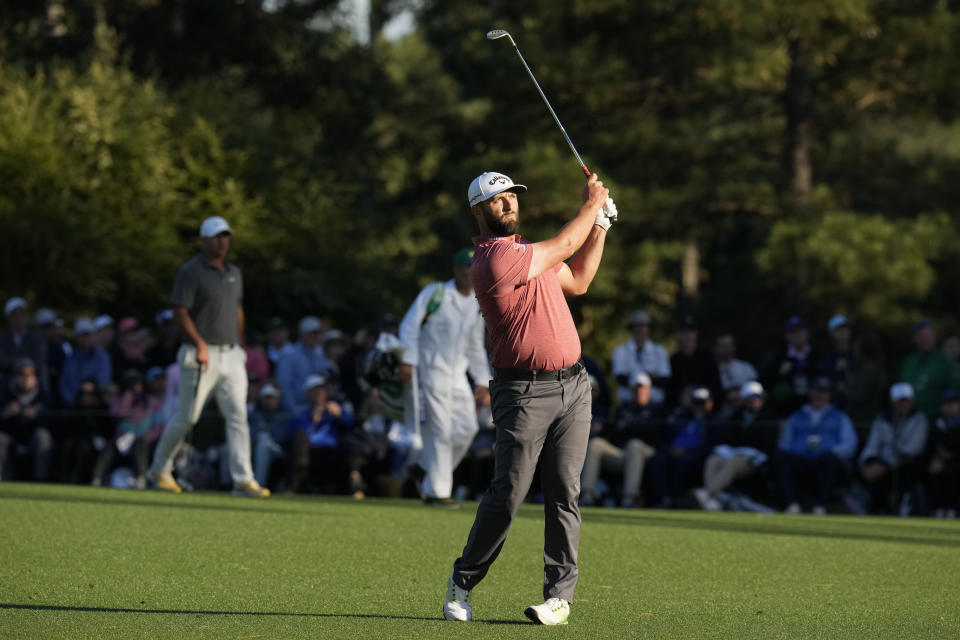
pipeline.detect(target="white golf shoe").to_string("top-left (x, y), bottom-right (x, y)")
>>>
top-left (443, 572), bottom-right (472, 621)
top-left (524, 597), bottom-right (570, 625)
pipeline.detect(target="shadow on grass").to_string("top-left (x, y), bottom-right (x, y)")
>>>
top-left (0, 603), bottom-right (527, 625)
top-left (569, 510), bottom-right (960, 548)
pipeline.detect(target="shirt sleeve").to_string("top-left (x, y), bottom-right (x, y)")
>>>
top-left (611, 343), bottom-right (629, 377)
top-left (655, 344), bottom-right (672, 377)
top-left (171, 265), bottom-right (196, 309)
top-left (832, 413), bottom-right (858, 460)
top-left (857, 417), bottom-right (884, 465)
top-left (778, 416), bottom-right (795, 452)
top-left (899, 413), bottom-right (929, 457)
top-left (481, 241), bottom-right (532, 297)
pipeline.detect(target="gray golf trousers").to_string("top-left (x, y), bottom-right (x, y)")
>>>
top-left (452, 366), bottom-right (591, 603)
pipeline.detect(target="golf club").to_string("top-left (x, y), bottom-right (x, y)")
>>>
top-left (487, 29), bottom-right (591, 177)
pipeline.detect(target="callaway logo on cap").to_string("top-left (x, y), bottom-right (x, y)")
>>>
top-left (467, 171), bottom-right (528, 206)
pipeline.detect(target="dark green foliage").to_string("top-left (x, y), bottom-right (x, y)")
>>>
top-left (1, 1), bottom-right (959, 364)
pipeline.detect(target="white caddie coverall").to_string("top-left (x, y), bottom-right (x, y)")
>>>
top-left (399, 279), bottom-right (490, 499)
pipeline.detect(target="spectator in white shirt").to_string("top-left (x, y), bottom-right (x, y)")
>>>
top-left (612, 309), bottom-right (671, 406)
top-left (715, 333), bottom-right (758, 393)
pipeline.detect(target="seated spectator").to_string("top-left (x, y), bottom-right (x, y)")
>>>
top-left (0, 297), bottom-right (49, 396)
top-left (249, 382), bottom-right (291, 488)
top-left (339, 325), bottom-right (378, 410)
top-left (762, 315), bottom-right (820, 416)
top-left (354, 386), bottom-right (420, 498)
top-left (321, 329), bottom-right (349, 381)
top-left (648, 386), bottom-right (715, 508)
top-left (667, 316), bottom-right (722, 407)
top-left (845, 333), bottom-right (888, 424)
top-left (854, 383), bottom-right (928, 514)
top-left (612, 309), bottom-right (671, 407)
top-left (819, 315), bottom-right (855, 408)
top-left (282, 375), bottom-right (363, 495)
top-left (35, 309), bottom-right (70, 406)
top-left (146, 309), bottom-right (179, 369)
top-left (695, 381), bottom-right (779, 511)
top-left (776, 376), bottom-right (858, 514)
top-left (59, 318), bottom-right (112, 406)
top-left (583, 356), bottom-right (612, 424)
top-left (94, 315), bottom-right (115, 351)
top-left (265, 316), bottom-right (291, 374)
top-left (714, 333), bottom-right (757, 397)
top-left (901, 320), bottom-right (960, 420)
top-left (276, 316), bottom-right (329, 414)
top-left (586, 373), bottom-right (610, 438)
top-left (57, 378), bottom-right (115, 484)
top-left (581, 372), bottom-right (663, 508)
top-left (91, 367), bottom-right (167, 488)
top-left (0, 358), bottom-right (53, 481)
top-left (111, 317), bottom-right (150, 378)
top-left (928, 391), bottom-right (960, 518)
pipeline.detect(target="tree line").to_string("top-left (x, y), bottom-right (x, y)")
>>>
top-left (2, 0), bottom-right (959, 366)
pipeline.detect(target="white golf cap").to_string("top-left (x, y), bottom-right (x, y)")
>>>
top-left (323, 328), bottom-right (346, 344)
top-left (74, 316), bottom-right (96, 335)
top-left (94, 314), bottom-right (113, 331)
top-left (827, 314), bottom-right (849, 333)
top-left (298, 316), bottom-right (323, 334)
top-left (890, 382), bottom-right (914, 402)
top-left (302, 374), bottom-right (327, 392)
top-left (740, 380), bottom-right (764, 400)
top-left (259, 383), bottom-right (280, 398)
top-left (468, 171), bottom-right (527, 207)
top-left (633, 371), bottom-right (652, 387)
top-left (5, 297), bottom-right (27, 315)
top-left (199, 216), bottom-right (233, 238)
top-left (691, 387), bottom-right (712, 402)
top-left (34, 308), bottom-right (58, 326)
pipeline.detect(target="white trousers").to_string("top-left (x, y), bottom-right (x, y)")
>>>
top-left (149, 344), bottom-right (254, 484)
top-left (419, 380), bottom-right (479, 499)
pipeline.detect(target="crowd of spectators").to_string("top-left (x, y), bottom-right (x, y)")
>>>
top-left (1, 295), bottom-right (958, 518)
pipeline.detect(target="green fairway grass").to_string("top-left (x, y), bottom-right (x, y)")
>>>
top-left (1, 483), bottom-right (957, 639)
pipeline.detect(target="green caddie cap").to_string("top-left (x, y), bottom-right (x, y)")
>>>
top-left (452, 248), bottom-right (475, 268)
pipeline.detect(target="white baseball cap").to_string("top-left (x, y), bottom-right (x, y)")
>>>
top-left (259, 383), bottom-right (280, 398)
top-left (633, 371), bottom-right (652, 388)
top-left (890, 382), bottom-right (914, 402)
top-left (5, 296), bottom-right (27, 315)
top-left (74, 316), bottom-right (96, 336)
top-left (35, 308), bottom-right (59, 327)
top-left (94, 314), bottom-right (114, 331)
top-left (827, 314), bottom-right (849, 333)
top-left (740, 381), bottom-right (764, 400)
top-left (302, 374), bottom-right (327, 392)
top-left (298, 316), bottom-right (323, 334)
top-left (468, 171), bottom-right (527, 207)
top-left (199, 216), bottom-right (233, 238)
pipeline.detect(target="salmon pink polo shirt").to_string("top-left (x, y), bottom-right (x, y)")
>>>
top-left (471, 234), bottom-right (582, 370)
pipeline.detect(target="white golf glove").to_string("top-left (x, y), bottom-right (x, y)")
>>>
top-left (594, 197), bottom-right (618, 231)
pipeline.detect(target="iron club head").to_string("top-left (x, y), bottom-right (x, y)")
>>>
top-left (486, 29), bottom-right (510, 40)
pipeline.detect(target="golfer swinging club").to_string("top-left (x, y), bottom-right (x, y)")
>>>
top-left (444, 171), bottom-right (615, 625)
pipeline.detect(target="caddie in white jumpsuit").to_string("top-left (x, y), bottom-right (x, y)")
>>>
top-left (146, 216), bottom-right (269, 498)
top-left (398, 248), bottom-right (491, 505)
